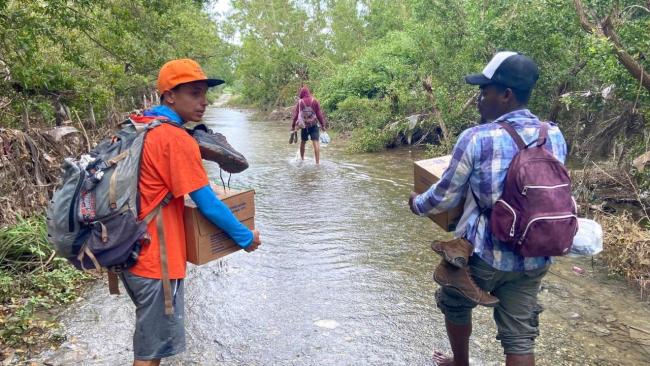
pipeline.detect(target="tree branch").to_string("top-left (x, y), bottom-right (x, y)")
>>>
top-left (548, 60), bottom-right (588, 121)
top-left (573, 0), bottom-right (650, 93)
top-left (600, 15), bottom-right (650, 92)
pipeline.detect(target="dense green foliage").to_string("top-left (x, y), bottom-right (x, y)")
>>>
top-left (2, 0), bottom-right (647, 155)
top-left (225, 0), bottom-right (649, 155)
top-left (0, 0), bottom-right (233, 129)
top-left (0, 217), bottom-right (91, 347)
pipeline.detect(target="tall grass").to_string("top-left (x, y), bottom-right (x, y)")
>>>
top-left (0, 216), bottom-right (91, 348)
top-left (0, 216), bottom-right (51, 273)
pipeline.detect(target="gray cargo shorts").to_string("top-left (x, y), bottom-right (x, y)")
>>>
top-left (435, 255), bottom-right (548, 355)
top-left (120, 270), bottom-right (185, 360)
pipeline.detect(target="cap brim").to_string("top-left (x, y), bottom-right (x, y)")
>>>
top-left (206, 78), bottom-right (225, 87)
top-left (464, 73), bottom-right (492, 85)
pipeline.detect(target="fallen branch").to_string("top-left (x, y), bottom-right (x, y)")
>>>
top-left (73, 109), bottom-right (92, 151)
top-left (629, 324), bottom-right (650, 335)
top-left (23, 134), bottom-right (46, 186)
top-left (624, 171), bottom-right (650, 222)
top-left (590, 160), bottom-right (626, 187)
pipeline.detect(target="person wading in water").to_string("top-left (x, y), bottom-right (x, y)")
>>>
top-left (291, 86), bottom-right (327, 164)
top-left (409, 52), bottom-right (569, 366)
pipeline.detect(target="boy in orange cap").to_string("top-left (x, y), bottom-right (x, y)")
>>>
top-left (121, 58), bottom-right (262, 366)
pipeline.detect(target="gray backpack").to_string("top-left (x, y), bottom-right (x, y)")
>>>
top-left (47, 117), bottom-right (177, 314)
top-left (299, 99), bottom-right (318, 127)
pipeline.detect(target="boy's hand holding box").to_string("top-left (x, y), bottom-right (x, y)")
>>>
top-left (184, 186), bottom-right (255, 265)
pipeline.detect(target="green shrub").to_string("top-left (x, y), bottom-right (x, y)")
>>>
top-left (330, 97), bottom-right (391, 131)
top-left (348, 127), bottom-right (394, 153)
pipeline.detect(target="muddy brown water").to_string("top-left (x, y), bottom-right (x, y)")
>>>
top-left (34, 107), bottom-right (650, 365)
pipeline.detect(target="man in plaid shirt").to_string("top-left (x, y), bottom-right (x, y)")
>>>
top-left (409, 52), bottom-right (568, 366)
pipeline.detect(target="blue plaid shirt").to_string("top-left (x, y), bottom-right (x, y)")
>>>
top-left (414, 109), bottom-right (567, 271)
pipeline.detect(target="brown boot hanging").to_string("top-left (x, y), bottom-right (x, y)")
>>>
top-left (433, 260), bottom-right (499, 307)
top-left (431, 237), bottom-right (474, 268)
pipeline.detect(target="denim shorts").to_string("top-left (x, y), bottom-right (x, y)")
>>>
top-left (435, 255), bottom-right (549, 355)
top-left (301, 125), bottom-right (320, 141)
top-left (120, 270), bottom-right (185, 360)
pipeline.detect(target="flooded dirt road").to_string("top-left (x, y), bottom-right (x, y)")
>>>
top-left (36, 106), bottom-right (650, 365)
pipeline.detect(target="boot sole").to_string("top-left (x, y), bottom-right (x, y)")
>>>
top-left (198, 145), bottom-right (249, 173)
top-left (433, 269), bottom-right (499, 308)
top-left (192, 130), bottom-right (249, 173)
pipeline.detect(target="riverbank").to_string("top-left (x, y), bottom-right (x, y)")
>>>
top-left (0, 217), bottom-right (94, 362)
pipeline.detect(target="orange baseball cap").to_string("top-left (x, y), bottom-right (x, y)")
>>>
top-left (157, 58), bottom-right (224, 94)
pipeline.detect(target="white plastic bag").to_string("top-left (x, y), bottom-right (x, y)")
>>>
top-left (568, 218), bottom-right (603, 257)
top-left (319, 131), bottom-right (331, 146)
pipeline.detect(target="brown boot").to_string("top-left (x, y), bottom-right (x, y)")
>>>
top-left (431, 238), bottom-right (474, 268)
top-left (433, 260), bottom-right (499, 307)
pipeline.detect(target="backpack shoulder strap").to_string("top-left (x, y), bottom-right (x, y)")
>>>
top-left (155, 204), bottom-right (174, 315)
top-left (141, 192), bottom-right (175, 315)
top-left (107, 191), bottom-right (174, 298)
top-left (497, 121), bottom-right (526, 150)
top-left (536, 122), bottom-right (549, 147)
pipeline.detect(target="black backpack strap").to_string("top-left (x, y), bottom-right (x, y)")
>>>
top-left (497, 121), bottom-right (526, 150)
top-left (470, 186), bottom-right (491, 216)
top-left (536, 122), bottom-right (549, 147)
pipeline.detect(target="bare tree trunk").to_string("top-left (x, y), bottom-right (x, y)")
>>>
top-left (63, 104), bottom-right (72, 123)
top-left (22, 103), bottom-right (30, 130)
top-left (55, 99), bottom-right (65, 126)
top-left (422, 76), bottom-right (450, 147)
top-left (88, 102), bottom-right (97, 128)
top-left (573, 0), bottom-right (650, 93)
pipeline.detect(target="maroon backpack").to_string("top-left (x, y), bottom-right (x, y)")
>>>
top-left (490, 122), bottom-right (578, 257)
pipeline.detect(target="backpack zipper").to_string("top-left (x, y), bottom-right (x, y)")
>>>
top-left (518, 214), bottom-right (577, 244)
top-left (496, 199), bottom-right (517, 237)
top-left (521, 183), bottom-right (569, 195)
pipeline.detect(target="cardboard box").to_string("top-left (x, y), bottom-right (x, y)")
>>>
top-left (413, 155), bottom-right (464, 232)
top-left (184, 187), bottom-right (255, 265)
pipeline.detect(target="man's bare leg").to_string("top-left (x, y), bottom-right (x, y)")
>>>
top-left (312, 139), bottom-right (320, 164)
top-left (134, 359), bottom-right (160, 366)
top-left (300, 140), bottom-right (306, 160)
top-left (433, 318), bottom-right (471, 366)
top-left (505, 354), bottom-right (535, 366)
